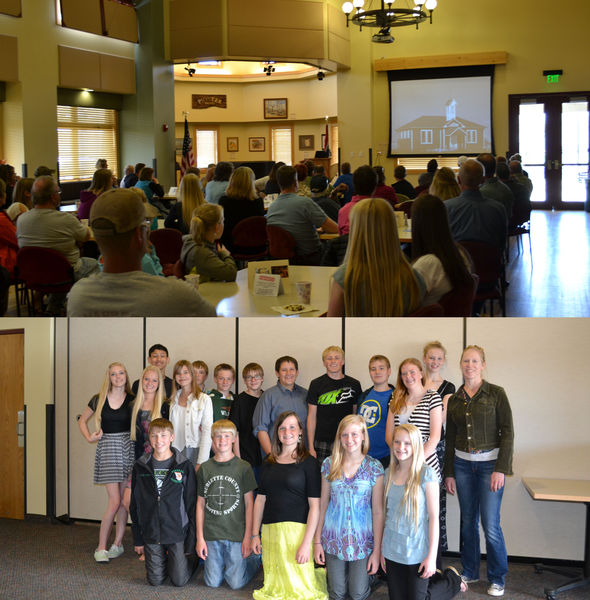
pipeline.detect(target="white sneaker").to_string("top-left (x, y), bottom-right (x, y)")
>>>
top-left (94, 549), bottom-right (109, 563)
top-left (106, 544), bottom-right (124, 559)
top-left (487, 583), bottom-right (505, 596)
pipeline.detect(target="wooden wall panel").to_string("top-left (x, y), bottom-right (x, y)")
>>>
top-left (103, 0), bottom-right (138, 43)
top-left (228, 27), bottom-right (324, 60)
top-left (0, 0), bottom-right (21, 17)
top-left (100, 54), bottom-right (136, 94)
top-left (228, 0), bottom-right (323, 30)
top-left (60, 0), bottom-right (102, 36)
top-left (0, 34), bottom-right (18, 82)
top-left (327, 2), bottom-right (350, 67)
top-left (168, 0), bottom-right (222, 59)
top-left (58, 46), bottom-right (101, 91)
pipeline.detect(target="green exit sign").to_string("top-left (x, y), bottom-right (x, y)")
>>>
top-left (547, 74), bottom-right (560, 83)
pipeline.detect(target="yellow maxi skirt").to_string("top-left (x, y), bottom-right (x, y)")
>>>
top-left (253, 521), bottom-right (328, 600)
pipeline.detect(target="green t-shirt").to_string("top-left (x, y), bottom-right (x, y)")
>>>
top-left (197, 456), bottom-right (257, 542)
top-left (208, 389), bottom-right (235, 422)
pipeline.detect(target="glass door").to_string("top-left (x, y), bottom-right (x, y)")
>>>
top-left (509, 93), bottom-right (590, 210)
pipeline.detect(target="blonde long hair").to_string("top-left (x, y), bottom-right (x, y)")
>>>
top-left (179, 173), bottom-right (205, 229)
top-left (429, 167), bottom-right (460, 201)
top-left (130, 366), bottom-right (165, 441)
top-left (327, 414), bottom-right (369, 481)
top-left (171, 359), bottom-right (205, 411)
top-left (93, 362), bottom-right (131, 431)
top-left (225, 166), bottom-right (257, 201)
top-left (190, 204), bottom-right (223, 246)
top-left (343, 197), bottom-right (420, 316)
top-left (389, 358), bottom-right (424, 416)
top-left (385, 424), bottom-right (425, 530)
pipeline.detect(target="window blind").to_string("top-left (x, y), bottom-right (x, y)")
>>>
top-left (195, 129), bottom-right (218, 169)
top-left (271, 127), bottom-right (292, 164)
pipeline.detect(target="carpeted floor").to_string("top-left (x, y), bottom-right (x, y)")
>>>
top-left (0, 517), bottom-right (586, 600)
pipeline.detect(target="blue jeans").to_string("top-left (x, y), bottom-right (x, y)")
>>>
top-left (203, 539), bottom-right (261, 589)
top-left (325, 553), bottom-right (371, 600)
top-left (454, 457), bottom-right (507, 586)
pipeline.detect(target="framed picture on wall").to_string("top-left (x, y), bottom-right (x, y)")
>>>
top-left (299, 135), bottom-right (314, 150)
top-left (249, 137), bottom-right (265, 152)
top-left (263, 98), bottom-right (288, 119)
top-left (227, 137), bottom-right (239, 152)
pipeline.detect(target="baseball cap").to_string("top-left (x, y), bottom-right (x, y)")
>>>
top-left (310, 174), bottom-right (328, 195)
top-left (90, 188), bottom-right (146, 236)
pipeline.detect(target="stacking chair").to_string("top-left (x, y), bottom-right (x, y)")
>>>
top-left (172, 259), bottom-right (186, 280)
top-left (231, 216), bottom-right (269, 264)
top-left (459, 241), bottom-right (506, 316)
top-left (438, 274), bottom-right (479, 317)
top-left (397, 200), bottom-right (414, 219)
top-left (266, 225), bottom-right (296, 260)
top-left (408, 303), bottom-right (444, 317)
top-left (149, 228), bottom-right (183, 276)
top-left (507, 205), bottom-right (532, 263)
top-left (15, 247), bottom-right (75, 315)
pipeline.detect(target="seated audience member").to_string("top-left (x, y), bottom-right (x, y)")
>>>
top-left (95, 158), bottom-right (108, 170)
top-left (17, 176), bottom-right (99, 314)
top-left (509, 159), bottom-right (533, 195)
top-left (12, 177), bottom-right (34, 209)
top-left (446, 159), bottom-right (507, 253)
top-left (206, 162), bottom-right (233, 204)
top-left (78, 169), bottom-right (113, 220)
top-left (415, 158), bottom-right (438, 196)
top-left (123, 163), bottom-right (144, 189)
top-left (320, 233), bottom-right (349, 267)
top-left (165, 173), bottom-right (205, 234)
top-left (457, 155), bottom-right (469, 168)
top-left (392, 165), bottom-right (417, 199)
top-left (0, 179), bottom-right (18, 276)
top-left (337, 165), bottom-right (377, 235)
top-left (6, 202), bottom-right (28, 224)
top-left (130, 418), bottom-right (197, 587)
top-left (411, 194), bottom-right (474, 306)
top-left (304, 159), bottom-right (316, 186)
top-left (181, 204), bottom-right (237, 283)
top-left (496, 155), bottom-right (507, 164)
top-left (496, 162), bottom-right (531, 226)
top-left (135, 167), bottom-right (167, 216)
top-left (120, 165), bottom-right (135, 188)
top-left (266, 165), bottom-right (337, 265)
top-left (478, 153), bottom-right (514, 220)
top-left (373, 165), bottom-right (398, 209)
top-left (328, 197), bottom-right (424, 317)
top-left (295, 163), bottom-right (311, 198)
top-left (201, 163), bottom-right (216, 191)
top-left (0, 163), bottom-right (17, 208)
top-left (310, 175), bottom-right (340, 222)
top-left (332, 162), bottom-right (354, 205)
top-left (218, 166), bottom-right (265, 251)
top-left (263, 162), bottom-right (285, 196)
top-left (67, 188), bottom-right (217, 316)
top-left (429, 167), bottom-right (461, 201)
top-left (509, 153), bottom-right (530, 177)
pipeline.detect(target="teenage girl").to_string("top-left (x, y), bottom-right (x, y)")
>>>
top-left (314, 414), bottom-right (384, 600)
top-left (168, 359), bottom-right (213, 471)
top-left (422, 341), bottom-right (455, 559)
top-left (382, 424), bottom-right (466, 600)
top-left (78, 362), bottom-right (135, 562)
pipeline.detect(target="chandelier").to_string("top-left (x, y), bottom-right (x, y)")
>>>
top-left (342, 0), bottom-right (438, 44)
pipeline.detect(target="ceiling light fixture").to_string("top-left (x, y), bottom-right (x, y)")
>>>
top-left (342, 0), bottom-right (437, 44)
top-left (184, 62), bottom-right (196, 77)
top-left (263, 62), bottom-right (276, 76)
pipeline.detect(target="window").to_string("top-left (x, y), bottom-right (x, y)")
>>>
top-left (271, 127), bottom-right (293, 164)
top-left (420, 129), bottom-right (433, 145)
top-left (57, 106), bottom-right (119, 181)
top-left (195, 129), bottom-right (218, 169)
top-left (466, 129), bottom-right (477, 144)
top-left (330, 124), bottom-right (339, 165)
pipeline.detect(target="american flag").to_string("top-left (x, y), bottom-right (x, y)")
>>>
top-left (323, 122), bottom-right (330, 154)
top-left (180, 116), bottom-right (195, 176)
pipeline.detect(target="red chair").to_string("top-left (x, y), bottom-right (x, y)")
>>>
top-left (397, 200), bottom-right (414, 218)
top-left (266, 225), bottom-right (296, 260)
top-left (438, 274), bottom-right (479, 317)
top-left (15, 247), bottom-right (75, 315)
top-left (231, 216), bottom-right (269, 263)
top-left (408, 303), bottom-right (444, 317)
top-left (172, 259), bottom-right (185, 280)
top-left (459, 241), bottom-right (506, 316)
top-left (149, 228), bottom-right (183, 277)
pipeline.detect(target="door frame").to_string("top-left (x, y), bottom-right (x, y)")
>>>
top-left (509, 91), bottom-right (590, 210)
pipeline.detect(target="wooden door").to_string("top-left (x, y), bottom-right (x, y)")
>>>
top-left (0, 330), bottom-right (25, 519)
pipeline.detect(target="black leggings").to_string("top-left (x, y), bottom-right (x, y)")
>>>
top-left (385, 559), bottom-right (462, 600)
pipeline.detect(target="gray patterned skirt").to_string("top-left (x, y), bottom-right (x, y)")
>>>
top-left (94, 432), bottom-right (134, 484)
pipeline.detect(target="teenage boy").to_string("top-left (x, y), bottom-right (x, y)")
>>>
top-left (229, 363), bottom-right (264, 473)
top-left (192, 360), bottom-right (209, 391)
top-left (357, 355), bottom-right (394, 469)
top-left (209, 363), bottom-right (236, 422)
top-left (132, 344), bottom-right (173, 397)
top-left (196, 420), bottom-right (260, 589)
top-left (130, 418), bottom-right (197, 587)
top-left (307, 346), bottom-right (362, 462)
top-left (252, 355), bottom-right (308, 457)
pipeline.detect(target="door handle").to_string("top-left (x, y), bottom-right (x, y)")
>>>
top-left (17, 410), bottom-right (24, 448)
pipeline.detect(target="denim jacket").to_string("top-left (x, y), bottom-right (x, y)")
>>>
top-left (444, 381), bottom-right (514, 476)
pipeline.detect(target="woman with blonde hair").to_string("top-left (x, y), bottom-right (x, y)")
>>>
top-left (180, 203), bottom-right (237, 282)
top-left (78, 169), bottom-right (113, 219)
top-left (78, 362), bottom-right (135, 562)
top-left (219, 166), bottom-right (264, 251)
top-left (314, 414), bottom-right (384, 600)
top-left (327, 197), bottom-right (424, 316)
top-left (12, 177), bottom-right (34, 209)
top-left (164, 173), bottom-right (205, 234)
top-left (429, 167), bottom-right (460, 201)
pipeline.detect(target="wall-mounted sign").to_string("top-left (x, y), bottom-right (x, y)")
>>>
top-left (192, 94), bottom-right (227, 109)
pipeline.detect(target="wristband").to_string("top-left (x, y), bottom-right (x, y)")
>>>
top-left (314, 542), bottom-right (322, 545)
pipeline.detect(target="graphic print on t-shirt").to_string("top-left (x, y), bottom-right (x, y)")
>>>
top-left (317, 387), bottom-right (355, 405)
top-left (358, 399), bottom-right (382, 428)
top-left (153, 467), bottom-right (169, 494)
top-left (203, 474), bottom-right (241, 516)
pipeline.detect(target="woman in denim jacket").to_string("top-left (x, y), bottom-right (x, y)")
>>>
top-left (443, 345), bottom-right (514, 598)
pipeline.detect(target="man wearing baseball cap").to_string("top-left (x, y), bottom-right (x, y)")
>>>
top-left (67, 188), bottom-right (217, 316)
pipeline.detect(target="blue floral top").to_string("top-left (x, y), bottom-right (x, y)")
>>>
top-left (320, 455), bottom-right (384, 561)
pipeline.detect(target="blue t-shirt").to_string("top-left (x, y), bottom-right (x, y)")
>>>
top-left (382, 464), bottom-right (437, 565)
top-left (358, 387), bottom-right (393, 460)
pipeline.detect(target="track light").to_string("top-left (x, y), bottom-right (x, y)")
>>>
top-left (263, 62), bottom-right (276, 76)
top-left (184, 62), bottom-right (196, 77)
top-left (317, 70), bottom-right (325, 80)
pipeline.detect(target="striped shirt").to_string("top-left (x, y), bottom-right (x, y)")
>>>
top-left (394, 390), bottom-right (443, 480)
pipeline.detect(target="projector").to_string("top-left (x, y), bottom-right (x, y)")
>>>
top-left (372, 28), bottom-right (394, 43)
